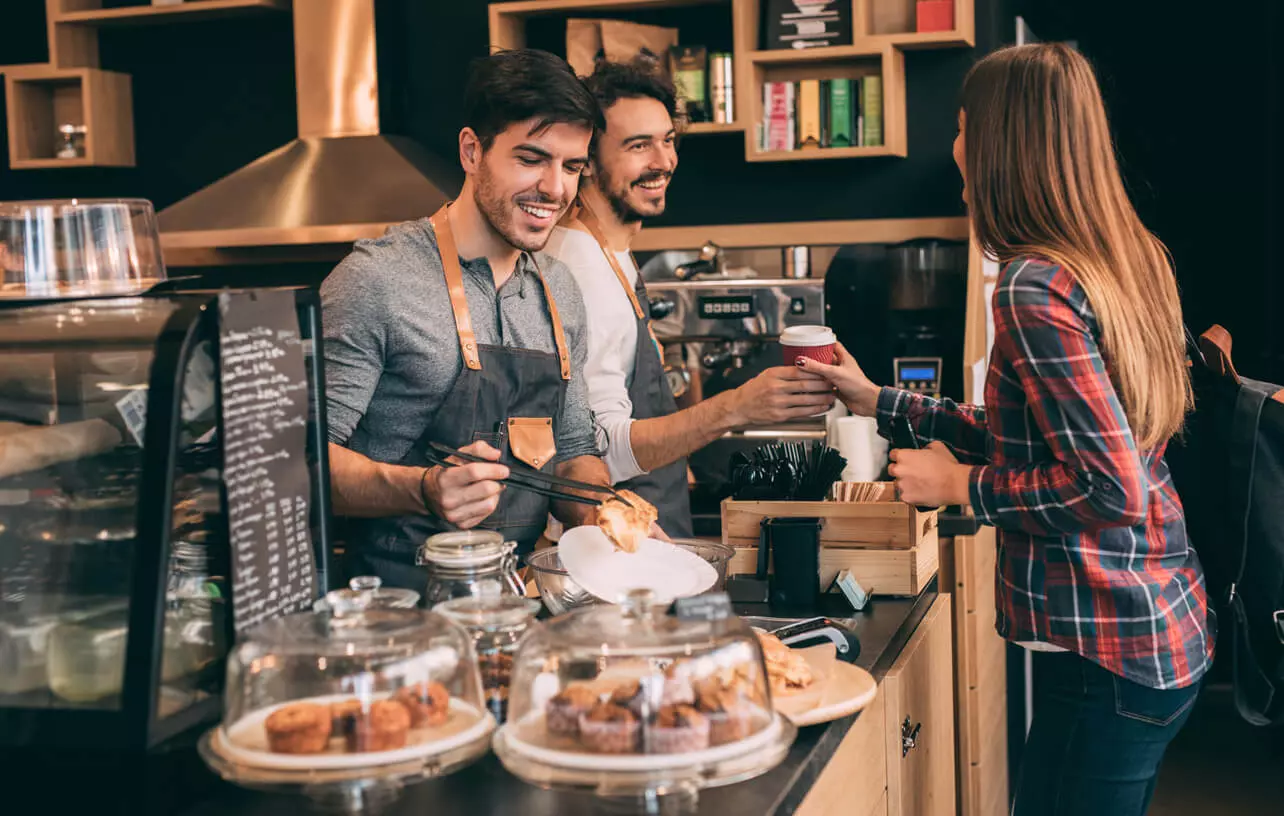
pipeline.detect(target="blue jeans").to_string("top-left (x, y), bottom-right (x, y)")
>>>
top-left (1012, 651), bottom-right (1201, 816)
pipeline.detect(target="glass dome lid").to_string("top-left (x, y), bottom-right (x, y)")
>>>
top-left (204, 581), bottom-right (496, 786)
top-left (494, 589), bottom-right (796, 795)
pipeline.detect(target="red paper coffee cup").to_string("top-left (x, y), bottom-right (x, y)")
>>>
top-left (780, 325), bottom-right (836, 366)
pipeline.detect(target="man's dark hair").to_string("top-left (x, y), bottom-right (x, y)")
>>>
top-left (463, 49), bottom-right (604, 150)
top-left (581, 60), bottom-right (681, 158)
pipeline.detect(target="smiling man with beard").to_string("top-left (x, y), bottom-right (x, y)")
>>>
top-left (544, 61), bottom-right (835, 537)
top-left (321, 50), bottom-right (612, 590)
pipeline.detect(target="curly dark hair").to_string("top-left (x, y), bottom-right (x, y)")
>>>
top-left (581, 59), bottom-right (682, 156)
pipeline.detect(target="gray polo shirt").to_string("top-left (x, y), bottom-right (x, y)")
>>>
top-left (321, 217), bottom-right (599, 467)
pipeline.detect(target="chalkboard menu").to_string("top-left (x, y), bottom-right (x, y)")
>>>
top-left (218, 290), bottom-right (317, 634)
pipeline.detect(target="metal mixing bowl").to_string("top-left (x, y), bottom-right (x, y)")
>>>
top-left (523, 539), bottom-right (735, 616)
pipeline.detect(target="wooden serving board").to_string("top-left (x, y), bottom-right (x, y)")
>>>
top-left (721, 499), bottom-right (938, 550)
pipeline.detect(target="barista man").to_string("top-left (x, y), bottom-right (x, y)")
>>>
top-left (544, 61), bottom-right (835, 536)
top-left (321, 50), bottom-right (612, 590)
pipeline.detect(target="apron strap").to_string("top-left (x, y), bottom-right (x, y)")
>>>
top-left (429, 205), bottom-right (482, 372)
top-left (572, 200), bottom-right (646, 321)
top-left (526, 253), bottom-right (572, 381)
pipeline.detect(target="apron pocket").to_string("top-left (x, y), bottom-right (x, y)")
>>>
top-left (507, 417), bottom-right (557, 470)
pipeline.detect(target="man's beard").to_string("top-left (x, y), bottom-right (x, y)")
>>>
top-left (599, 165), bottom-right (669, 225)
top-left (474, 160), bottom-right (560, 253)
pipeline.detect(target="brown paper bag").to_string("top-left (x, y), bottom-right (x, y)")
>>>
top-left (566, 18), bottom-right (678, 77)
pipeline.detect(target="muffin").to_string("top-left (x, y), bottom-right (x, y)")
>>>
top-left (646, 704), bottom-right (710, 754)
top-left (329, 698), bottom-right (364, 738)
top-left (347, 699), bottom-right (411, 752)
top-left (660, 663), bottom-right (696, 707)
top-left (578, 701), bottom-right (641, 753)
top-left (394, 681), bottom-right (450, 728)
top-left (694, 682), bottom-right (756, 745)
top-left (609, 679), bottom-right (653, 718)
top-left (264, 702), bottom-right (332, 754)
top-left (545, 683), bottom-right (598, 736)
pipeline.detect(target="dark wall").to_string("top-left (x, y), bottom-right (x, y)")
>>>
top-left (1016, 0), bottom-right (1282, 381)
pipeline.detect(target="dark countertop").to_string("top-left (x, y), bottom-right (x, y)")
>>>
top-left (178, 583), bottom-right (939, 816)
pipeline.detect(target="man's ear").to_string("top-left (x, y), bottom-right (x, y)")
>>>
top-left (459, 127), bottom-right (483, 174)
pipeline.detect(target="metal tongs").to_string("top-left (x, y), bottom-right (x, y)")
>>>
top-left (424, 441), bottom-right (633, 508)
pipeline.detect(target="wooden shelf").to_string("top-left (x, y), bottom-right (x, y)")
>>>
top-left (684, 120), bottom-right (744, 135)
top-left (3, 67), bottom-right (134, 168)
top-left (746, 144), bottom-right (902, 162)
top-left (55, 0), bottom-right (290, 26)
top-left (487, 0), bottom-right (973, 164)
top-left (748, 43), bottom-right (887, 64)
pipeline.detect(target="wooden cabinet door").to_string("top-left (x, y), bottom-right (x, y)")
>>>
top-left (883, 595), bottom-right (957, 816)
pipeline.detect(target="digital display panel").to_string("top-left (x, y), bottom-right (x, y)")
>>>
top-left (898, 366), bottom-right (938, 382)
top-left (698, 295), bottom-right (756, 319)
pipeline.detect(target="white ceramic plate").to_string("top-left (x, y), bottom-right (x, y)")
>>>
top-left (557, 526), bottom-right (717, 605)
top-left (215, 694), bottom-right (495, 771)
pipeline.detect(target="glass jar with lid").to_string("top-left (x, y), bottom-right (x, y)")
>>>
top-left (200, 580), bottom-right (495, 798)
top-left (416, 530), bottom-right (524, 606)
top-left (435, 581), bottom-right (540, 724)
top-left (494, 589), bottom-right (796, 802)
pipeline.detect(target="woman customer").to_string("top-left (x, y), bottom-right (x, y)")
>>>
top-left (801, 43), bottom-right (1212, 816)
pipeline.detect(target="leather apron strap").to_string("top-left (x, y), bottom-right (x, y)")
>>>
top-left (430, 204), bottom-right (571, 381)
top-left (430, 205), bottom-right (482, 372)
top-left (572, 201), bottom-right (646, 320)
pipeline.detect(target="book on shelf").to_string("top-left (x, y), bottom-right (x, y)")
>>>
top-left (862, 75), bottom-right (883, 147)
top-left (758, 75), bottom-right (882, 152)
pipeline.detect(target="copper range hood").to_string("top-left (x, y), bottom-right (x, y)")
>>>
top-left (158, 0), bottom-right (461, 253)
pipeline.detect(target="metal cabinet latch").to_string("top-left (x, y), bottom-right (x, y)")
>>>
top-left (901, 716), bottom-right (922, 757)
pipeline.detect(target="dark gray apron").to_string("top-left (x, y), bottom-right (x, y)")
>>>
top-left (573, 203), bottom-right (693, 537)
top-left (350, 204), bottom-right (572, 591)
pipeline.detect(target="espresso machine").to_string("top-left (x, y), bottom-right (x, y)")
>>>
top-left (641, 244), bottom-right (828, 535)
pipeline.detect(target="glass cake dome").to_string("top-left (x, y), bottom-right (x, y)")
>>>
top-left (493, 589), bottom-right (796, 800)
top-left (199, 579), bottom-right (494, 798)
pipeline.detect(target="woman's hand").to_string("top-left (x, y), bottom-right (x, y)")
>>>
top-left (888, 441), bottom-right (973, 506)
top-left (796, 342), bottom-right (881, 417)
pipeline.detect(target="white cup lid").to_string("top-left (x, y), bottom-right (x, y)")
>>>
top-left (779, 325), bottom-right (835, 346)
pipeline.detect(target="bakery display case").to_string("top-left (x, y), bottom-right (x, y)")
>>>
top-left (0, 287), bottom-right (333, 750)
top-left (494, 589), bottom-right (797, 804)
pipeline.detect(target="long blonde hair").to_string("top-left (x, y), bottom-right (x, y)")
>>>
top-left (961, 43), bottom-right (1192, 450)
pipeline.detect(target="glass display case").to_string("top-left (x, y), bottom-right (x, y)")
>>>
top-left (493, 589), bottom-right (796, 803)
top-left (0, 287), bottom-right (332, 750)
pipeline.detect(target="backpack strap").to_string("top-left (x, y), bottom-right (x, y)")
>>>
top-left (1226, 381), bottom-right (1279, 725)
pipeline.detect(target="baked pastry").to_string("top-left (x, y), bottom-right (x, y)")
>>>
top-left (394, 681), bottom-right (450, 728)
top-left (329, 698), bottom-right (364, 737)
top-left (545, 683), bottom-right (599, 736)
top-left (756, 631), bottom-right (813, 697)
top-left (264, 702), bottom-right (332, 754)
top-left (595, 489), bottom-right (657, 553)
top-left (646, 704), bottom-right (710, 753)
top-left (660, 663), bottom-right (696, 707)
top-left (694, 680), bottom-right (756, 745)
top-left (609, 679), bottom-right (653, 717)
top-left (578, 702), bottom-right (641, 753)
top-left (347, 699), bottom-right (411, 752)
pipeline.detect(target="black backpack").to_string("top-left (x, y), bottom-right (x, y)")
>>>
top-left (1167, 325), bottom-right (1284, 726)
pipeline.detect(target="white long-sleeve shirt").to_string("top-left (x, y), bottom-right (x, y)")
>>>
top-left (543, 225), bottom-right (646, 484)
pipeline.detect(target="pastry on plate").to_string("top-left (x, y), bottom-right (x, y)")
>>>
top-left (394, 680), bottom-right (450, 728)
top-left (578, 701), bottom-right (641, 753)
top-left (646, 703), bottom-right (710, 753)
top-left (329, 698), bottom-right (365, 738)
top-left (595, 489), bottom-right (657, 553)
top-left (545, 682), bottom-right (599, 736)
top-left (693, 679), bottom-right (757, 745)
top-left (347, 699), bottom-right (411, 752)
top-left (264, 702), bottom-right (332, 754)
top-left (756, 631), bottom-right (814, 696)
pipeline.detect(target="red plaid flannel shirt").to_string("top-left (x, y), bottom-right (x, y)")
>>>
top-left (877, 257), bottom-right (1213, 690)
